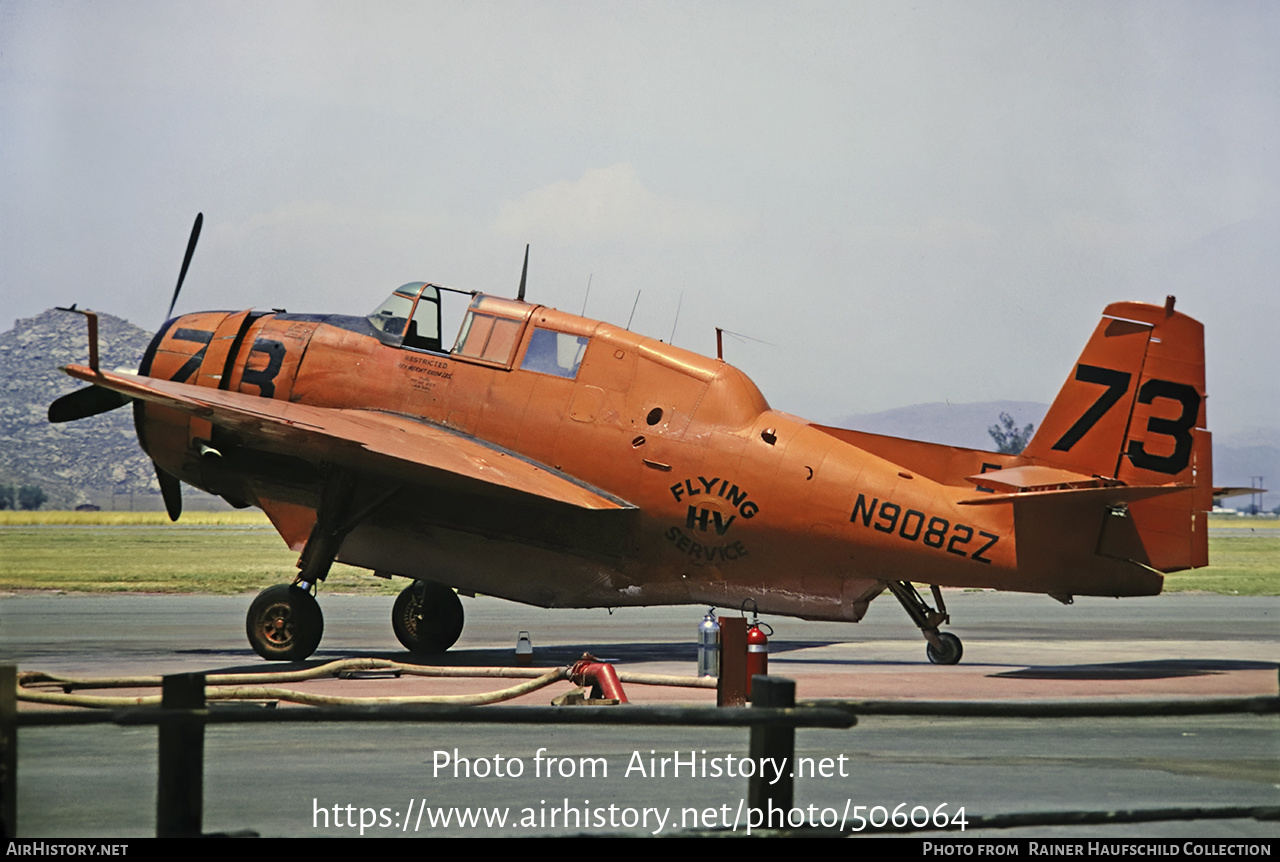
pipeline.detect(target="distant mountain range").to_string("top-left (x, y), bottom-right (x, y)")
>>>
top-left (2, 309), bottom-right (1275, 510)
top-left (831, 400), bottom-right (1047, 451)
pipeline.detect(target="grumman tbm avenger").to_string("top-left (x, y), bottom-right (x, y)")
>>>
top-left (50, 215), bottom-right (1212, 663)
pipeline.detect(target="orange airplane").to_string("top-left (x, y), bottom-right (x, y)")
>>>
top-left (50, 215), bottom-right (1211, 663)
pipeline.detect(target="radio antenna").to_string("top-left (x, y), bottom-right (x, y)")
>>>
top-left (581, 273), bottom-right (593, 316)
top-left (668, 290), bottom-right (684, 343)
top-left (625, 289), bottom-right (642, 330)
top-left (516, 244), bottom-right (529, 301)
top-left (716, 327), bottom-right (775, 360)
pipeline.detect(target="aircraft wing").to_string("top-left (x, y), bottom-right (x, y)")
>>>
top-left (62, 366), bottom-right (635, 512)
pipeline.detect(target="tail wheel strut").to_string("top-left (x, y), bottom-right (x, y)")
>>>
top-left (885, 580), bottom-right (963, 665)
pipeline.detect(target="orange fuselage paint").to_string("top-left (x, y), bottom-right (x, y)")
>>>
top-left (132, 294), bottom-right (1206, 622)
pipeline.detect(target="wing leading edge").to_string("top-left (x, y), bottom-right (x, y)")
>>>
top-left (61, 365), bottom-right (635, 512)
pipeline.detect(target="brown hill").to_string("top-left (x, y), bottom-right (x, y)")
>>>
top-left (0, 309), bottom-right (162, 509)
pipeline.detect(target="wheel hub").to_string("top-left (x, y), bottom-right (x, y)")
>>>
top-left (261, 606), bottom-right (293, 644)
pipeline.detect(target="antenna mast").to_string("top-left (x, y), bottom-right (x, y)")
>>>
top-left (516, 244), bottom-right (529, 301)
top-left (625, 290), bottom-right (642, 330)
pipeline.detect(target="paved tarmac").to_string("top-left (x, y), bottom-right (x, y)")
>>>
top-left (4, 589), bottom-right (1278, 838)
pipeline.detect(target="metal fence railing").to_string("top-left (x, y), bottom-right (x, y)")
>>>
top-left (2, 666), bottom-right (1276, 838)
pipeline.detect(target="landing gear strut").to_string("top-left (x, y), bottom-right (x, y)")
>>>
top-left (245, 469), bottom-right (399, 661)
top-left (392, 580), bottom-right (465, 653)
top-left (885, 581), bottom-right (964, 665)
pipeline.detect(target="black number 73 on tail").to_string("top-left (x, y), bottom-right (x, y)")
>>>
top-left (1051, 363), bottom-right (1200, 475)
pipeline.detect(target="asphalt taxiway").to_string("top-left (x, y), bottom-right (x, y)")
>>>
top-left (4, 590), bottom-right (1278, 838)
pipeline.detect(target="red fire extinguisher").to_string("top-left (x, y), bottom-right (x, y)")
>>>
top-left (743, 600), bottom-right (772, 699)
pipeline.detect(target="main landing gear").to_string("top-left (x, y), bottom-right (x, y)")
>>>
top-left (244, 576), bottom-right (467, 661)
top-left (885, 580), bottom-right (964, 665)
top-left (246, 583), bottom-right (324, 661)
top-left (241, 465), bottom-right (470, 661)
top-left (392, 580), bottom-right (465, 653)
top-left (245, 469), bottom-right (399, 661)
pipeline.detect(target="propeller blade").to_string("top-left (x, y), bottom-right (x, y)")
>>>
top-left (165, 212), bottom-right (203, 321)
top-left (48, 386), bottom-right (130, 423)
top-left (156, 464), bottom-right (182, 521)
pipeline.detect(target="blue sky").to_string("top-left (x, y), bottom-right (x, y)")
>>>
top-left (3, 1), bottom-right (1276, 434)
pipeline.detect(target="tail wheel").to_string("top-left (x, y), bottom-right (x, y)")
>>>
top-left (246, 584), bottom-right (324, 661)
top-left (392, 581), bottom-right (464, 653)
top-left (926, 632), bottom-right (963, 665)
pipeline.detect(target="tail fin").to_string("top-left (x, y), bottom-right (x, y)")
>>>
top-left (1021, 297), bottom-right (1211, 571)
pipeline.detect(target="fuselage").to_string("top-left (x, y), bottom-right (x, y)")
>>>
top-left (132, 288), bottom-right (1156, 623)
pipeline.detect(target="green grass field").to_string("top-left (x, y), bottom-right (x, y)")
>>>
top-left (0, 510), bottom-right (272, 526)
top-left (1, 512), bottom-right (1277, 595)
top-left (0, 511), bottom-right (396, 595)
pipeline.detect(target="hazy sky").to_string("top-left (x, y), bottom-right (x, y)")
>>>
top-left (3, 1), bottom-right (1276, 435)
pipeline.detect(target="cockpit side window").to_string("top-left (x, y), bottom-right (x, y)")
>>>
top-left (446, 294), bottom-right (533, 369)
top-left (453, 312), bottom-right (524, 365)
top-left (520, 328), bottom-right (589, 379)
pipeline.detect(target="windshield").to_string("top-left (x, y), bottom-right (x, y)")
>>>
top-left (367, 290), bottom-right (415, 337)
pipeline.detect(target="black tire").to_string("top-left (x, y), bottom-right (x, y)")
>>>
top-left (926, 631), bottom-right (963, 665)
top-left (246, 584), bottom-right (324, 661)
top-left (392, 581), bottom-right (464, 653)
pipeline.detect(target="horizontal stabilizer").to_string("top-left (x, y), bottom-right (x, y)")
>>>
top-left (1213, 486), bottom-right (1265, 502)
top-left (958, 482), bottom-right (1192, 507)
top-left (963, 464), bottom-right (1107, 493)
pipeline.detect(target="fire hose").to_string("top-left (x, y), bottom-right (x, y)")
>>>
top-left (15, 656), bottom-right (714, 709)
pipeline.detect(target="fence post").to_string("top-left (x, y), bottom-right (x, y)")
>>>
top-left (718, 617), bottom-right (748, 707)
top-left (1, 665), bottom-right (15, 839)
top-left (157, 673), bottom-right (205, 838)
top-left (748, 675), bottom-right (794, 820)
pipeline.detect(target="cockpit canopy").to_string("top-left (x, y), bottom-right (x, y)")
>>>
top-left (367, 283), bottom-right (442, 351)
top-left (366, 285), bottom-right (539, 370)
